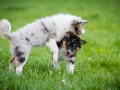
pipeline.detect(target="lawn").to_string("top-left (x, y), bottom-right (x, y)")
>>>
top-left (0, 0), bottom-right (120, 90)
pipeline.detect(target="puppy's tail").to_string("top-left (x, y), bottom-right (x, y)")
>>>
top-left (0, 19), bottom-right (12, 40)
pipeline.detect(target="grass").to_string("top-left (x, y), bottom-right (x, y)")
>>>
top-left (0, 0), bottom-right (120, 90)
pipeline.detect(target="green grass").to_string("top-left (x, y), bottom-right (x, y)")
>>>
top-left (0, 0), bottom-right (120, 90)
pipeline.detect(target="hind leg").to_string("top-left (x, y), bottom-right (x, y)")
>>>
top-left (15, 57), bottom-right (26, 75)
top-left (14, 45), bottom-right (31, 75)
top-left (9, 57), bottom-right (15, 71)
top-left (15, 59), bottom-right (26, 75)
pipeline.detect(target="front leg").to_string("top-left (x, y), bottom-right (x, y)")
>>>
top-left (45, 38), bottom-right (59, 62)
top-left (52, 54), bottom-right (60, 69)
top-left (66, 57), bottom-right (75, 73)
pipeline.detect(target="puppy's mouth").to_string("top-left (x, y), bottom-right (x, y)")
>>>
top-left (65, 52), bottom-right (76, 58)
top-left (65, 53), bottom-right (70, 58)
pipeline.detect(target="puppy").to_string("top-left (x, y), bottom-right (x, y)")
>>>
top-left (53, 31), bottom-right (86, 73)
top-left (0, 13), bottom-right (88, 75)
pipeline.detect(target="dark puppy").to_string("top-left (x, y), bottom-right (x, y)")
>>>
top-left (53, 31), bottom-right (86, 73)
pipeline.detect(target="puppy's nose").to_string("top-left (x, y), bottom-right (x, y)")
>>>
top-left (67, 51), bottom-right (70, 54)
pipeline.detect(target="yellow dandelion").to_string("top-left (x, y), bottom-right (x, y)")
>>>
top-left (99, 48), bottom-right (103, 52)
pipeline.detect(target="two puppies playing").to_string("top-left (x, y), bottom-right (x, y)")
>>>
top-left (0, 14), bottom-right (87, 75)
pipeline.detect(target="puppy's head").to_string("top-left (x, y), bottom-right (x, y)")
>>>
top-left (71, 19), bottom-right (88, 35)
top-left (62, 31), bottom-right (86, 58)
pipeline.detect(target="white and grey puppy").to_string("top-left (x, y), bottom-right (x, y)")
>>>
top-left (0, 13), bottom-right (87, 75)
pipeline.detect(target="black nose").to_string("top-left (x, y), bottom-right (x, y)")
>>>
top-left (67, 52), bottom-right (70, 54)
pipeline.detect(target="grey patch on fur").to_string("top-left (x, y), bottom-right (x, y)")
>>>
top-left (15, 46), bottom-right (24, 57)
top-left (26, 37), bottom-right (30, 41)
top-left (18, 57), bottom-right (25, 63)
top-left (31, 33), bottom-right (35, 36)
top-left (26, 37), bottom-right (30, 45)
top-left (41, 21), bottom-right (49, 34)
top-left (15, 46), bottom-right (25, 63)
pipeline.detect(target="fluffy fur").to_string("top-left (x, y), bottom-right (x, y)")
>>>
top-left (55, 31), bottom-right (86, 73)
top-left (0, 13), bottom-right (88, 75)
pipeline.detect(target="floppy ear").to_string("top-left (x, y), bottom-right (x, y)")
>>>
top-left (81, 20), bottom-right (88, 26)
top-left (72, 20), bottom-right (88, 27)
top-left (76, 22), bottom-right (82, 27)
top-left (72, 20), bottom-right (82, 27)
top-left (80, 40), bottom-right (86, 45)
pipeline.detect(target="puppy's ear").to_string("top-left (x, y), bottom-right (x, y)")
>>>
top-left (76, 22), bottom-right (82, 27)
top-left (73, 22), bottom-right (82, 27)
top-left (80, 40), bottom-right (86, 45)
top-left (80, 20), bottom-right (88, 26)
top-left (72, 20), bottom-right (83, 27)
top-left (72, 20), bottom-right (88, 27)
